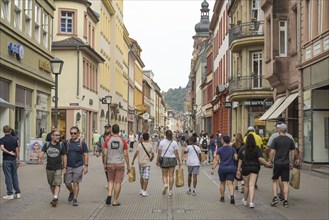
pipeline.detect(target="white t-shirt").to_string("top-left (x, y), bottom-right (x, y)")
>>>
top-left (129, 134), bottom-right (135, 142)
top-left (185, 145), bottom-right (201, 166)
top-left (159, 139), bottom-right (178, 158)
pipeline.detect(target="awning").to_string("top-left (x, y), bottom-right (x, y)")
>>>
top-left (259, 96), bottom-right (285, 121)
top-left (268, 93), bottom-right (299, 120)
top-left (0, 98), bottom-right (15, 109)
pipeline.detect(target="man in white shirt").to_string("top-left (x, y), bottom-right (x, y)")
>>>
top-left (184, 136), bottom-right (201, 196)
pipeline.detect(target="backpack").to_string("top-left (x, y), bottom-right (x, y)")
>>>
top-left (201, 138), bottom-right (208, 149)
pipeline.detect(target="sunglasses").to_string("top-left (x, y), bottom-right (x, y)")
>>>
top-left (70, 132), bottom-right (77, 135)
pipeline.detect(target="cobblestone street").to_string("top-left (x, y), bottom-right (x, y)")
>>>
top-left (1, 148), bottom-right (328, 220)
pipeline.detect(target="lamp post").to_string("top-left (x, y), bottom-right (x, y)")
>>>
top-left (50, 57), bottom-right (64, 129)
top-left (193, 104), bottom-right (197, 133)
top-left (101, 95), bottom-right (112, 125)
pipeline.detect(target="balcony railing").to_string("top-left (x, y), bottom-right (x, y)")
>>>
top-left (229, 75), bottom-right (272, 94)
top-left (229, 21), bottom-right (264, 45)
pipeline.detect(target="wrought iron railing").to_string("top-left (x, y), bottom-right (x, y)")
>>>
top-left (229, 21), bottom-right (264, 45)
top-left (229, 75), bottom-right (272, 94)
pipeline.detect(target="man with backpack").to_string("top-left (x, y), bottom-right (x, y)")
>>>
top-left (64, 126), bottom-right (89, 206)
top-left (96, 124), bottom-right (112, 185)
top-left (199, 133), bottom-right (209, 164)
top-left (38, 129), bottom-right (67, 207)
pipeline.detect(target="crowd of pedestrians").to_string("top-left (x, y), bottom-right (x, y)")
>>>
top-left (0, 122), bottom-right (300, 210)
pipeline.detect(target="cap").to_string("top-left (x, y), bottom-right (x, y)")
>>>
top-left (247, 126), bottom-right (255, 131)
top-left (278, 123), bottom-right (287, 131)
top-left (222, 135), bottom-right (230, 143)
top-left (104, 124), bottom-right (111, 128)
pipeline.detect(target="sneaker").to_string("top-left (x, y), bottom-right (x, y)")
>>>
top-left (249, 203), bottom-right (255, 208)
top-left (105, 185), bottom-right (108, 188)
top-left (51, 198), bottom-right (58, 207)
top-left (139, 189), bottom-right (144, 195)
top-left (162, 185), bottom-right (168, 195)
top-left (220, 197), bottom-right (225, 202)
top-left (142, 191), bottom-right (149, 197)
top-left (187, 189), bottom-right (191, 195)
top-left (278, 194), bottom-right (284, 201)
top-left (192, 190), bottom-right (196, 196)
top-left (168, 191), bottom-right (173, 197)
top-left (73, 199), bottom-right (78, 206)
top-left (106, 196), bottom-right (111, 205)
top-left (242, 198), bottom-right (247, 206)
top-left (283, 200), bottom-right (289, 208)
top-left (68, 192), bottom-right (74, 202)
top-left (230, 197), bottom-right (235, 204)
top-left (3, 195), bottom-right (14, 200)
top-left (15, 193), bottom-right (21, 199)
top-left (270, 197), bottom-right (279, 206)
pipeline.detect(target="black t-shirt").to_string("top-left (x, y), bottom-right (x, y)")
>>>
top-left (42, 142), bottom-right (66, 170)
top-left (238, 145), bottom-right (262, 167)
top-left (0, 134), bottom-right (18, 161)
top-left (66, 139), bottom-right (88, 168)
top-left (271, 135), bottom-right (295, 165)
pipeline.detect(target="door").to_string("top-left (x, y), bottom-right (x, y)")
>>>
top-left (251, 52), bottom-right (262, 89)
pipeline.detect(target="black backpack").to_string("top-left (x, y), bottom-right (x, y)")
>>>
top-left (201, 138), bottom-right (208, 149)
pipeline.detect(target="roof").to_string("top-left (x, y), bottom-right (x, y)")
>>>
top-left (52, 37), bottom-right (85, 47)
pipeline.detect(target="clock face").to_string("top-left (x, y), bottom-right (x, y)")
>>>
top-left (17, 45), bottom-right (24, 60)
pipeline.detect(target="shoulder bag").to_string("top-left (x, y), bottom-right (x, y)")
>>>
top-left (191, 145), bottom-right (201, 162)
top-left (141, 142), bottom-right (153, 161)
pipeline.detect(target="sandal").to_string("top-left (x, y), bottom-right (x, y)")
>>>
top-left (112, 203), bottom-right (121, 206)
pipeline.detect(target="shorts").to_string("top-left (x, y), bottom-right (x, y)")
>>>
top-left (188, 166), bottom-right (200, 175)
top-left (272, 164), bottom-right (290, 182)
top-left (218, 168), bottom-right (236, 182)
top-left (46, 169), bottom-right (62, 186)
top-left (64, 166), bottom-right (84, 184)
top-left (107, 163), bottom-right (125, 183)
top-left (139, 166), bottom-right (151, 180)
top-left (241, 166), bottom-right (260, 176)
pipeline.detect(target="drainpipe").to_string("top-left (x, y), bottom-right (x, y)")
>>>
top-left (77, 45), bottom-right (80, 97)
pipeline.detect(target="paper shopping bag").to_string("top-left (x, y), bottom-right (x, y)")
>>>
top-left (175, 168), bottom-right (184, 187)
top-left (289, 168), bottom-right (300, 189)
top-left (201, 152), bottom-right (207, 162)
top-left (128, 166), bottom-right (136, 182)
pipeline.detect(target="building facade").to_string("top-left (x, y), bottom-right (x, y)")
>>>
top-left (1, 0), bottom-right (55, 162)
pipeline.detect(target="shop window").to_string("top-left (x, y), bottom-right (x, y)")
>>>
top-left (279, 21), bottom-right (287, 57)
top-left (14, 0), bottom-right (22, 30)
top-left (35, 3), bottom-right (40, 42)
top-left (1, 0), bottom-right (11, 22)
top-left (24, 0), bottom-right (32, 36)
top-left (15, 86), bottom-right (32, 107)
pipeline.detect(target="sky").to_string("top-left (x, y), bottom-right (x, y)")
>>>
top-left (123, 0), bottom-right (215, 92)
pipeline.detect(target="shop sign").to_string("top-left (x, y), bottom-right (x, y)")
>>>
top-left (8, 43), bottom-right (24, 60)
top-left (244, 100), bottom-right (273, 107)
top-left (143, 112), bottom-right (150, 120)
top-left (38, 59), bottom-right (51, 73)
top-left (224, 102), bottom-right (232, 108)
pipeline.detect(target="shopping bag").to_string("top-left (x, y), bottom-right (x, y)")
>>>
top-left (289, 168), bottom-right (300, 189)
top-left (201, 152), bottom-right (207, 162)
top-left (175, 168), bottom-right (184, 187)
top-left (128, 166), bottom-right (136, 182)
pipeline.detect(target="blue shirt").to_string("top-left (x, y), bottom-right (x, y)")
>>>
top-left (66, 139), bottom-right (88, 168)
top-left (217, 145), bottom-right (237, 170)
top-left (0, 134), bottom-right (18, 161)
top-left (209, 139), bottom-right (216, 151)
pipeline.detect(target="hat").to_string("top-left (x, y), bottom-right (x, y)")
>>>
top-left (278, 123), bottom-right (287, 131)
top-left (247, 126), bottom-right (255, 131)
top-left (222, 135), bottom-right (230, 143)
top-left (104, 124), bottom-right (111, 128)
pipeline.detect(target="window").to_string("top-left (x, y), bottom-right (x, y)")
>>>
top-left (307, 0), bottom-right (312, 41)
top-left (83, 13), bottom-right (87, 38)
top-left (317, 0), bottom-right (322, 34)
top-left (92, 27), bottom-right (95, 48)
top-left (35, 4), bottom-right (40, 42)
top-left (279, 21), bottom-right (287, 56)
top-left (14, 0), bottom-right (22, 30)
top-left (0, 78), bottom-right (10, 101)
top-left (251, 0), bottom-right (260, 20)
top-left (43, 12), bottom-right (49, 48)
top-left (1, 0), bottom-right (11, 22)
top-left (313, 41), bottom-right (321, 56)
top-left (60, 11), bottom-right (74, 34)
top-left (24, 0), bottom-right (32, 36)
top-left (251, 52), bottom-right (262, 88)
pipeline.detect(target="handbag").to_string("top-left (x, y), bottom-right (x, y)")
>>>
top-left (141, 142), bottom-right (153, 161)
top-left (159, 141), bottom-right (172, 165)
top-left (289, 168), bottom-right (300, 189)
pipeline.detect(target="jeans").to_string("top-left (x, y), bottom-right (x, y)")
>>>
top-left (3, 160), bottom-right (21, 195)
top-left (208, 149), bottom-right (214, 162)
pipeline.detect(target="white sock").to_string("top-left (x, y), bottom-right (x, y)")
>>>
top-left (54, 195), bottom-right (58, 199)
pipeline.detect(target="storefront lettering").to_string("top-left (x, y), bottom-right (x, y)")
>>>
top-left (8, 43), bottom-right (24, 60)
top-left (38, 59), bottom-right (51, 73)
top-left (244, 100), bottom-right (273, 107)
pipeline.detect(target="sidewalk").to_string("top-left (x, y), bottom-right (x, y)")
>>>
top-left (1, 149), bottom-right (328, 220)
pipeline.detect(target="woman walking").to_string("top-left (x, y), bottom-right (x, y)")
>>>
top-left (236, 134), bottom-right (270, 208)
top-left (231, 133), bottom-right (244, 190)
top-left (128, 131), bottom-right (135, 152)
top-left (156, 130), bottom-right (181, 197)
top-left (211, 135), bottom-right (237, 204)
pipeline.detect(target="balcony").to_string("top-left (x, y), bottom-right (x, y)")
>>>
top-left (229, 21), bottom-right (264, 53)
top-left (229, 75), bottom-right (272, 101)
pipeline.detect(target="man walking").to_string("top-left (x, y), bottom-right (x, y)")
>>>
top-left (269, 123), bottom-right (295, 208)
top-left (92, 130), bottom-right (101, 155)
top-left (64, 126), bottom-right (89, 206)
top-left (131, 132), bottom-right (154, 197)
top-left (0, 125), bottom-right (21, 199)
top-left (103, 124), bottom-right (130, 206)
top-left (38, 129), bottom-right (67, 207)
top-left (46, 126), bottom-right (56, 142)
top-left (96, 124), bottom-right (112, 186)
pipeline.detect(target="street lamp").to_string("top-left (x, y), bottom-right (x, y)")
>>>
top-left (50, 57), bottom-right (64, 129)
top-left (193, 104), bottom-right (197, 132)
top-left (101, 95), bottom-right (112, 125)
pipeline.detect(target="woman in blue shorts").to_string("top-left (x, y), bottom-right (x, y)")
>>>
top-left (211, 135), bottom-right (237, 204)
